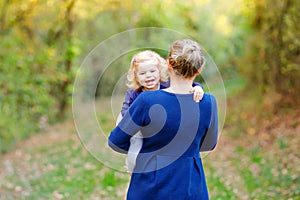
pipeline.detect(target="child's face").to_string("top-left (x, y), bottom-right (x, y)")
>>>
top-left (136, 64), bottom-right (160, 90)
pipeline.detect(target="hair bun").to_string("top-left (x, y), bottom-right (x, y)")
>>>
top-left (168, 39), bottom-right (206, 78)
top-left (190, 45), bottom-right (196, 51)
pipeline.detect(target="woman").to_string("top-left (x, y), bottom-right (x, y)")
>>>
top-left (119, 50), bottom-right (204, 172)
top-left (108, 39), bottom-right (218, 199)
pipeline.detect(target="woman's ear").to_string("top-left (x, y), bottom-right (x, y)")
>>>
top-left (167, 59), bottom-right (172, 70)
top-left (196, 67), bottom-right (203, 75)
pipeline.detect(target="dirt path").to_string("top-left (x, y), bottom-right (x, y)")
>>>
top-left (0, 121), bottom-right (77, 198)
top-left (1, 108), bottom-right (299, 199)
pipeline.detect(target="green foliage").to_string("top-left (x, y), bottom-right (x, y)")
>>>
top-left (1, 0), bottom-right (298, 153)
top-left (0, 30), bottom-right (55, 153)
top-left (0, 0), bottom-right (78, 152)
top-left (241, 0), bottom-right (300, 106)
top-left (1, 2), bottom-right (299, 200)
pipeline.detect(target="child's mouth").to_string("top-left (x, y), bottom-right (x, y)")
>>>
top-left (145, 79), bottom-right (154, 84)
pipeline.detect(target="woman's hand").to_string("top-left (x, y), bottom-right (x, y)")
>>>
top-left (190, 86), bottom-right (204, 102)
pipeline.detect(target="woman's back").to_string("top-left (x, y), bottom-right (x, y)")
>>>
top-left (109, 90), bottom-right (218, 199)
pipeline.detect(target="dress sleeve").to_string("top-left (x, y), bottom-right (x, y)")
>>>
top-left (192, 81), bottom-right (203, 88)
top-left (121, 90), bottom-right (134, 116)
top-left (108, 94), bottom-right (147, 153)
top-left (200, 95), bottom-right (219, 151)
top-left (159, 80), bottom-right (170, 89)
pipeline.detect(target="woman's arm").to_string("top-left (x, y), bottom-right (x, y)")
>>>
top-left (109, 94), bottom-right (147, 153)
top-left (200, 95), bottom-right (219, 151)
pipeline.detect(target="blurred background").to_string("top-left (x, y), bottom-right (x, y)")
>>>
top-left (0, 0), bottom-right (299, 199)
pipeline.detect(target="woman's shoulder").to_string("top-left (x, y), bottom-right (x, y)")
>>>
top-left (201, 93), bottom-right (215, 99)
top-left (138, 90), bottom-right (166, 99)
top-left (203, 93), bottom-right (215, 98)
top-left (200, 93), bottom-right (217, 107)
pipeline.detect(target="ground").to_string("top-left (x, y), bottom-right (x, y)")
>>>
top-left (0, 104), bottom-right (299, 199)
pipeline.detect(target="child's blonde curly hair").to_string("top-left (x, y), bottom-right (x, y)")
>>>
top-left (126, 50), bottom-right (169, 90)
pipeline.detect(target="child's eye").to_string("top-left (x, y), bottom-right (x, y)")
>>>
top-left (150, 70), bottom-right (157, 73)
top-left (139, 72), bottom-right (145, 75)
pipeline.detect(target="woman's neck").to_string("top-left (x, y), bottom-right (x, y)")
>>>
top-left (167, 76), bottom-right (194, 94)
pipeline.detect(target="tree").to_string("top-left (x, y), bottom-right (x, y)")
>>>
top-left (244, 0), bottom-right (300, 107)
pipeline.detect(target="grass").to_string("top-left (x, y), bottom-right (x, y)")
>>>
top-left (0, 121), bottom-right (129, 199)
top-left (1, 78), bottom-right (299, 199)
top-left (203, 137), bottom-right (300, 200)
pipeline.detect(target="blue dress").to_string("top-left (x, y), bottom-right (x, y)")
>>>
top-left (121, 81), bottom-right (202, 116)
top-left (109, 90), bottom-right (218, 200)
top-left (120, 81), bottom-right (170, 116)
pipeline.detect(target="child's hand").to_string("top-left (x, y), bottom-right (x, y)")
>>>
top-left (190, 86), bottom-right (204, 102)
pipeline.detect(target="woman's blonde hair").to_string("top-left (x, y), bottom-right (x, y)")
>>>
top-left (168, 39), bottom-right (206, 78)
top-left (127, 50), bottom-right (168, 90)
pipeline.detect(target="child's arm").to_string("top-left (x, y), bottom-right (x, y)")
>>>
top-left (121, 90), bottom-right (135, 117)
top-left (118, 89), bottom-right (135, 125)
top-left (190, 82), bottom-right (204, 102)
